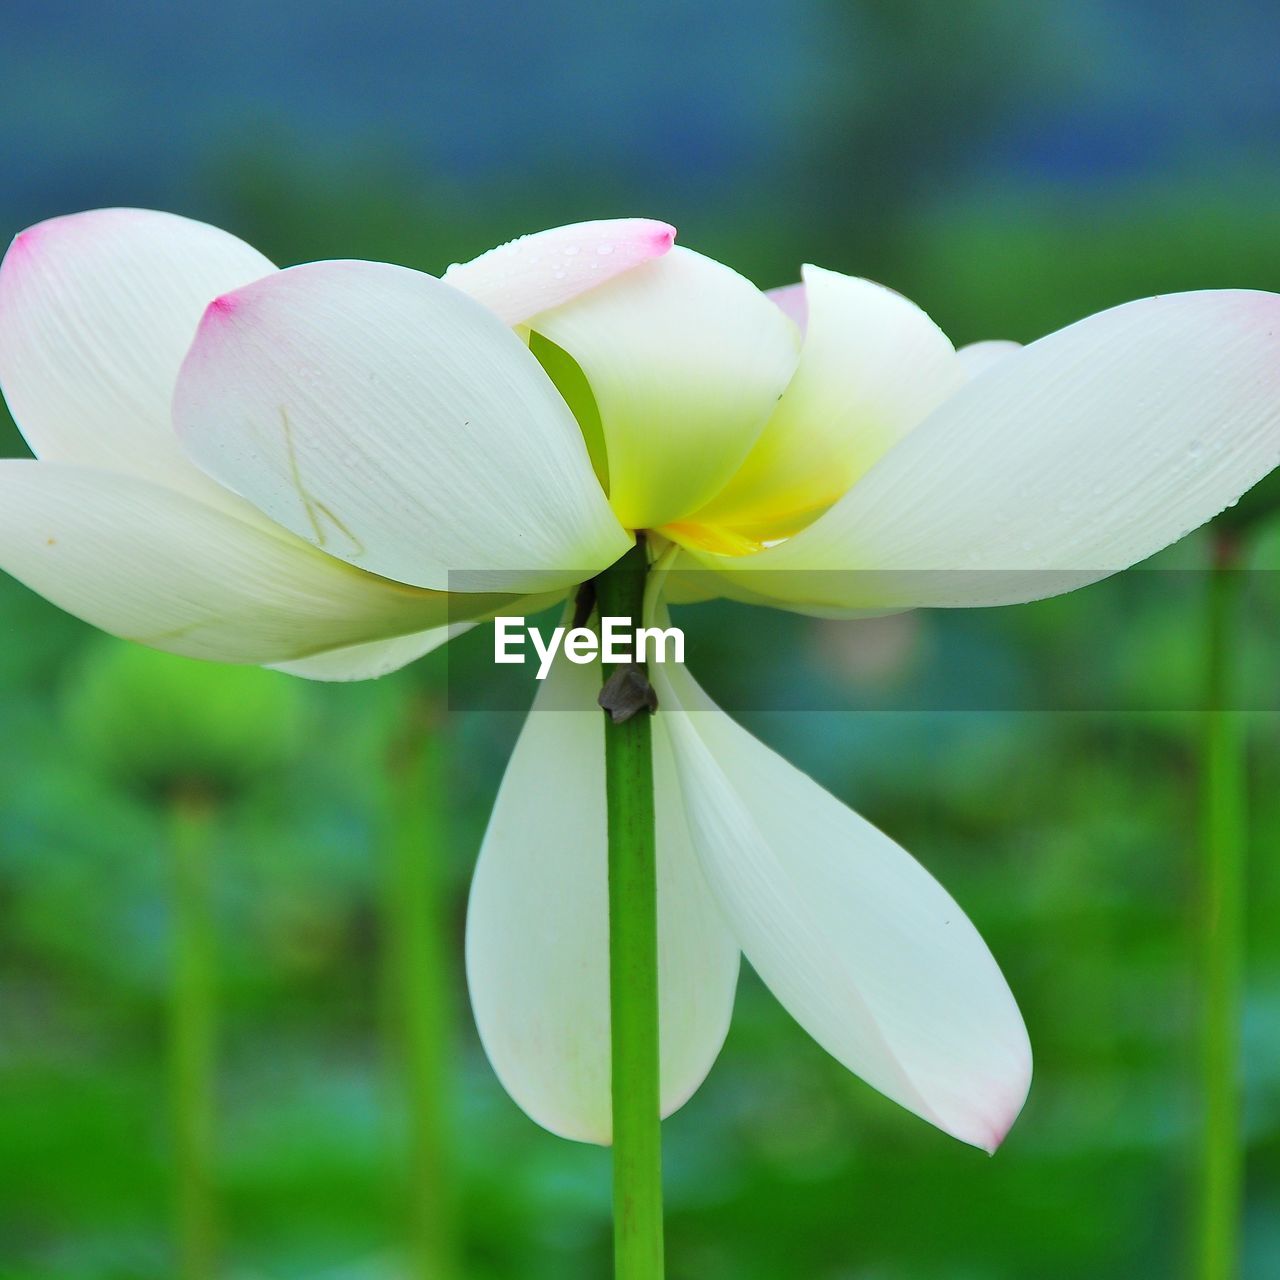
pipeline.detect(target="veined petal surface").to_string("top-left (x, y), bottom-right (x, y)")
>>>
top-left (653, 657), bottom-right (1031, 1151)
top-left (689, 291), bottom-right (1280, 612)
top-left (268, 624), bottom-right (470, 681)
top-left (0, 208), bottom-right (274, 516)
top-left (0, 462), bottom-right (482, 663)
top-left (466, 652), bottom-right (740, 1144)
top-left (174, 260), bottom-right (630, 593)
top-left (531, 247), bottom-right (800, 530)
top-left (443, 219), bottom-right (676, 326)
top-left (696, 266), bottom-right (966, 535)
top-left (269, 585), bottom-right (564, 680)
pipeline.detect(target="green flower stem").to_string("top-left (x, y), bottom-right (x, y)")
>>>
top-left (1196, 532), bottom-right (1247, 1280)
top-left (169, 785), bottom-right (218, 1280)
top-left (384, 697), bottom-right (458, 1280)
top-left (595, 539), bottom-right (665, 1280)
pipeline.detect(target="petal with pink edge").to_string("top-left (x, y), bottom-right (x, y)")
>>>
top-left (652, 653), bottom-right (1031, 1151)
top-left (442, 219), bottom-right (676, 327)
top-left (689, 290), bottom-right (1280, 613)
top-left (695, 266), bottom-right (965, 536)
top-left (532, 247), bottom-right (800, 530)
top-left (0, 208), bottom-right (275, 517)
top-left (766, 281), bottom-right (808, 335)
top-left (174, 260), bottom-right (630, 594)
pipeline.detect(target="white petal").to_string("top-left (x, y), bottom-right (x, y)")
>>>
top-left (269, 624), bottom-right (469, 681)
top-left (690, 290), bottom-right (1280, 612)
top-left (531, 247), bottom-right (800, 530)
top-left (442, 219), bottom-right (676, 326)
top-left (466, 652), bottom-right (740, 1144)
top-left (653, 658), bottom-right (1031, 1151)
top-left (0, 208), bottom-right (274, 516)
top-left (0, 461), bottom-right (490, 663)
top-left (957, 339), bottom-right (1022, 378)
top-left (174, 260), bottom-right (630, 593)
top-left (694, 266), bottom-right (966, 535)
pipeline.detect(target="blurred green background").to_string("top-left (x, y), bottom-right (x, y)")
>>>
top-left (2, 2), bottom-right (1280, 1276)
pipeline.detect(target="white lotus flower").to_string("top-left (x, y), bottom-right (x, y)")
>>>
top-left (3, 213), bottom-right (1279, 1154)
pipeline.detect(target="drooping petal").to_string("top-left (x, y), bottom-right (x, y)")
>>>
top-left (957, 339), bottom-right (1021, 378)
top-left (766, 281), bottom-right (808, 335)
top-left (268, 624), bottom-right (469, 681)
top-left (442, 219), bottom-right (676, 326)
top-left (0, 461), bottom-right (499, 664)
top-left (531, 247), bottom-right (800, 530)
top-left (466, 652), bottom-right (740, 1144)
top-left (693, 266), bottom-right (966, 536)
top-left (689, 290), bottom-right (1280, 613)
top-left (174, 260), bottom-right (631, 594)
top-left (0, 208), bottom-right (275, 516)
top-left (652, 657), bottom-right (1031, 1151)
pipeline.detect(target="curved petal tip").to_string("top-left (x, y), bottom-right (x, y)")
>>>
top-left (205, 292), bottom-right (240, 318)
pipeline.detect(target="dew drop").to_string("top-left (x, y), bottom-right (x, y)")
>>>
top-left (597, 243), bottom-right (615, 256)
top-left (553, 269), bottom-right (566, 280)
top-left (563, 245), bottom-right (580, 256)
top-left (1186, 440), bottom-right (1205, 461)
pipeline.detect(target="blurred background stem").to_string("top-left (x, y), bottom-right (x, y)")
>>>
top-left (1196, 531), bottom-right (1247, 1280)
top-left (169, 784), bottom-right (218, 1280)
top-left (597, 543), bottom-right (665, 1280)
top-left (383, 695), bottom-right (458, 1280)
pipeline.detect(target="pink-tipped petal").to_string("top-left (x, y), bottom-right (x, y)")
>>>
top-left (174, 260), bottom-right (628, 594)
top-left (531, 246), bottom-right (801, 529)
top-left (0, 208), bottom-right (275, 516)
top-left (652, 642), bottom-right (1032, 1151)
top-left (697, 267), bottom-right (965, 532)
top-left (694, 289), bottom-right (1280, 613)
top-left (766, 281), bottom-right (809, 335)
top-left (442, 218), bottom-right (677, 326)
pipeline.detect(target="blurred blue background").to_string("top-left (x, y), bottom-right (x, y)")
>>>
top-left (2, 2), bottom-right (1280, 1277)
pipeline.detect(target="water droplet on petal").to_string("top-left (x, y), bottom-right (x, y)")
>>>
top-left (597, 243), bottom-right (615, 255)
top-left (563, 245), bottom-right (580, 256)
top-left (553, 269), bottom-right (566, 280)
